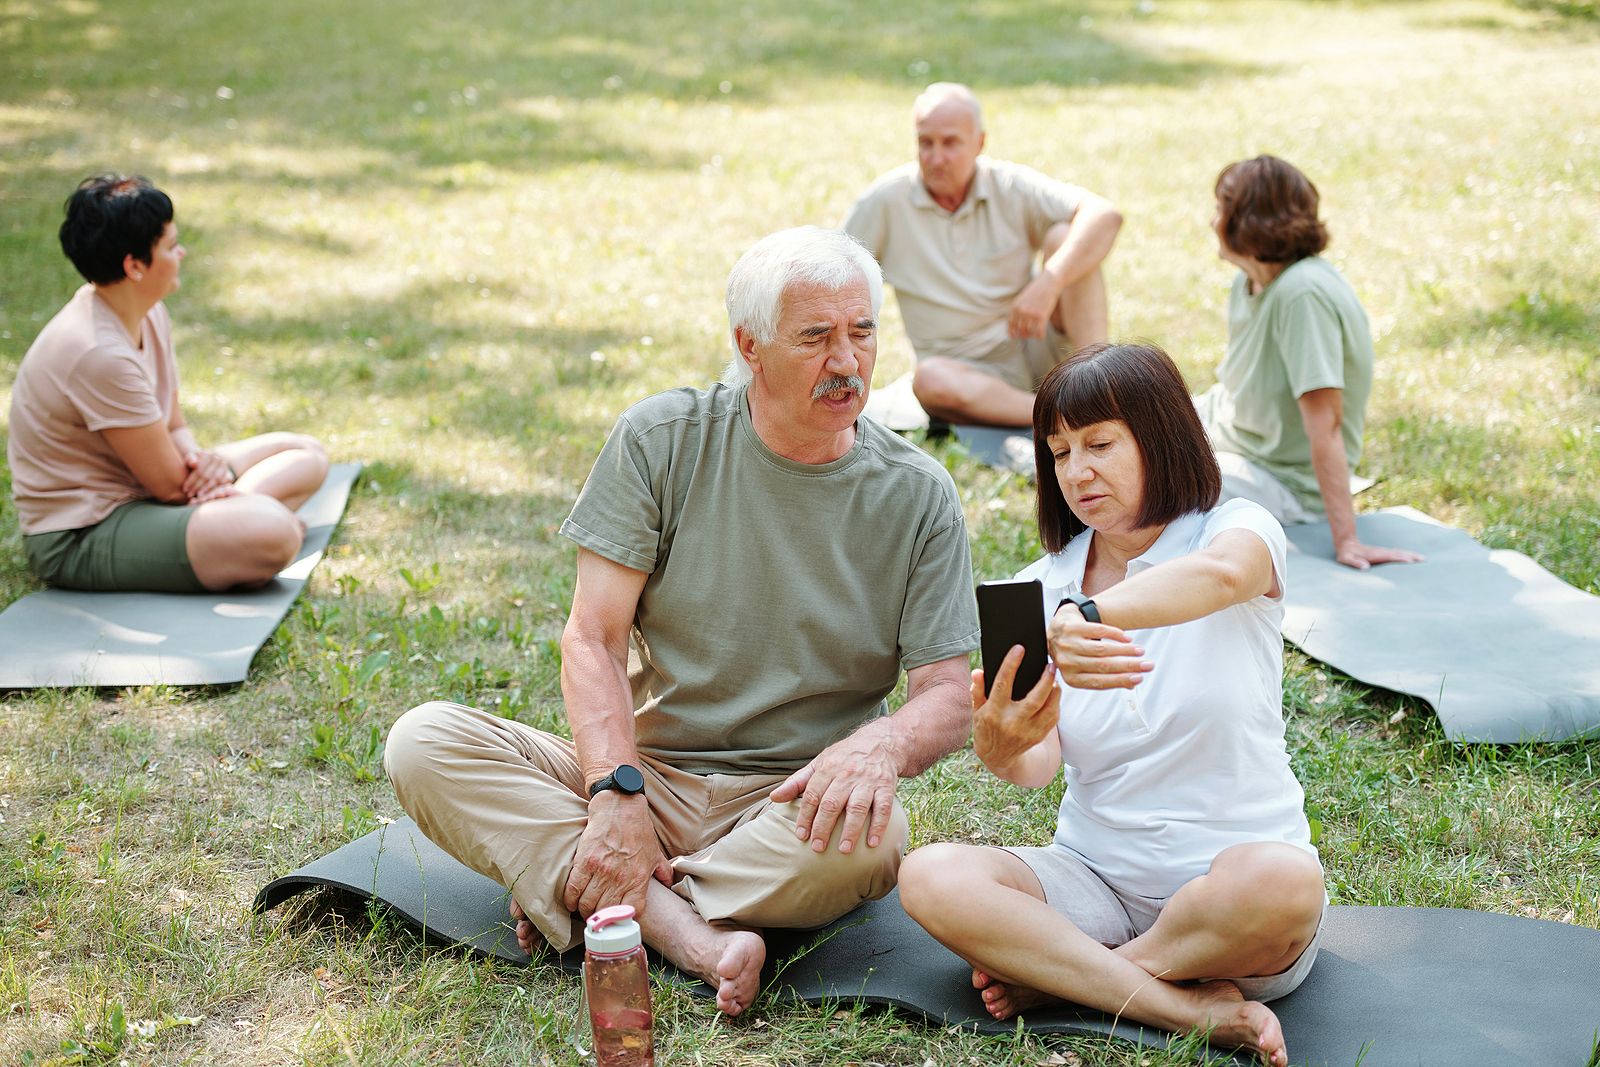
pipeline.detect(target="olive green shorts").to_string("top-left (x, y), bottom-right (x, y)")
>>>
top-left (23, 500), bottom-right (204, 593)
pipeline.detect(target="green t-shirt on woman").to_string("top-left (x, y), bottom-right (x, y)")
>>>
top-left (1198, 256), bottom-right (1374, 511)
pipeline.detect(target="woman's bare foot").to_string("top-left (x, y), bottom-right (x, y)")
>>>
top-left (1186, 980), bottom-right (1288, 1067)
top-left (971, 968), bottom-right (1055, 1020)
top-left (509, 899), bottom-right (546, 956)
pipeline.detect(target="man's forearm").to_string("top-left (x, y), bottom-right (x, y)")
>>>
top-left (560, 630), bottom-right (644, 787)
top-left (1042, 200), bottom-right (1122, 289)
top-left (857, 669), bottom-right (972, 779)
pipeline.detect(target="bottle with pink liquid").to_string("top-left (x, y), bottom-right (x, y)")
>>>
top-left (584, 904), bottom-right (654, 1067)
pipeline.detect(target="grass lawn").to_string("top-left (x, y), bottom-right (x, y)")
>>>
top-left (2, 0), bottom-right (1599, 1063)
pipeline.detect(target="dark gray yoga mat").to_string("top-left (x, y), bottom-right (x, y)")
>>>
top-left (255, 818), bottom-right (1600, 1065)
top-left (0, 462), bottom-right (361, 689)
top-left (1283, 506), bottom-right (1600, 743)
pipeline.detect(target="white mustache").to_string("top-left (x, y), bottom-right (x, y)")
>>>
top-left (812, 374), bottom-right (865, 400)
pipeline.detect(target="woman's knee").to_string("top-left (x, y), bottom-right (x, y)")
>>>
top-left (899, 842), bottom-right (985, 919)
top-left (1209, 843), bottom-right (1325, 929)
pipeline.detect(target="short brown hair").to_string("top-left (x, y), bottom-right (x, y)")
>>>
top-left (1214, 155), bottom-right (1328, 264)
top-left (1031, 342), bottom-right (1221, 553)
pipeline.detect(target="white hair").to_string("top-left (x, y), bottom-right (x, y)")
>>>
top-left (722, 226), bottom-right (883, 386)
top-left (913, 82), bottom-right (984, 133)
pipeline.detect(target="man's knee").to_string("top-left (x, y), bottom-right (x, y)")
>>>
top-left (1040, 220), bottom-right (1072, 260)
top-left (383, 700), bottom-right (463, 792)
top-left (912, 359), bottom-right (966, 413)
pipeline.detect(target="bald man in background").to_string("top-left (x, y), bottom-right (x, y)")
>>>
top-left (844, 83), bottom-right (1122, 428)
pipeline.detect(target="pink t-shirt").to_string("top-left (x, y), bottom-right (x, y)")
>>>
top-left (7, 285), bottom-right (179, 535)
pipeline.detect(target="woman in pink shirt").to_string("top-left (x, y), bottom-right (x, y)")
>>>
top-left (7, 174), bottom-right (328, 592)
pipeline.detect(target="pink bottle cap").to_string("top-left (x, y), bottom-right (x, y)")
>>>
top-left (587, 904), bottom-right (637, 932)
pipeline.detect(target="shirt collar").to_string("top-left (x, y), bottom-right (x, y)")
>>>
top-left (912, 156), bottom-right (992, 216)
top-left (1038, 509), bottom-right (1209, 592)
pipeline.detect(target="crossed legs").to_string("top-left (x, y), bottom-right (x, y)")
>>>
top-left (188, 432), bottom-right (329, 589)
top-left (898, 841), bottom-right (1324, 1066)
top-left (387, 701), bottom-right (903, 1016)
top-left (912, 221), bottom-right (1109, 428)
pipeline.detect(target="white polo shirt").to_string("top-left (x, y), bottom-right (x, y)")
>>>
top-left (1014, 498), bottom-right (1316, 899)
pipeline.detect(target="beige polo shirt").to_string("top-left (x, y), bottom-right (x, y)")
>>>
top-left (7, 285), bottom-right (179, 534)
top-left (843, 157), bottom-right (1085, 363)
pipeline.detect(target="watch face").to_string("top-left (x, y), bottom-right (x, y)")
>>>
top-left (613, 764), bottom-right (646, 794)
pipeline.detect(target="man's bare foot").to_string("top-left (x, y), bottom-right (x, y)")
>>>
top-left (1187, 980), bottom-right (1288, 1067)
top-left (708, 928), bottom-right (766, 1016)
top-left (509, 899), bottom-right (546, 956)
top-left (971, 968), bottom-right (1054, 1020)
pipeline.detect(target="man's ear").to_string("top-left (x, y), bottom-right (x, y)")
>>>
top-left (735, 327), bottom-right (761, 373)
top-left (976, 130), bottom-right (987, 155)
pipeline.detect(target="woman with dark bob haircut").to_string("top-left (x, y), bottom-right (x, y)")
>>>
top-left (1195, 155), bottom-right (1418, 570)
top-left (899, 342), bottom-right (1326, 1067)
top-left (7, 175), bottom-right (329, 592)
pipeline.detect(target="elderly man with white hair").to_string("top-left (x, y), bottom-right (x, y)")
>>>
top-left (845, 82), bottom-right (1123, 428)
top-left (385, 227), bottom-right (979, 1015)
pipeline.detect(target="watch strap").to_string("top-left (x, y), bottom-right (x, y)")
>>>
top-left (1057, 592), bottom-right (1102, 624)
top-left (588, 763), bottom-right (646, 798)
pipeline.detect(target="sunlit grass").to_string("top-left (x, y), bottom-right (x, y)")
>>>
top-left (2, 0), bottom-right (1599, 1063)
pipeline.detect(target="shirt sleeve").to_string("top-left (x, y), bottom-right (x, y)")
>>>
top-left (70, 345), bottom-right (164, 432)
top-left (841, 187), bottom-right (887, 258)
top-left (896, 499), bottom-right (981, 671)
top-left (558, 414), bottom-right (662, 574)
top-left (1274, 291), bottom-right (1347, 399)
top-left (1203, 499), bottom-right (1288, 603)
top-left (1008, 164), bottom-right (1084, 247)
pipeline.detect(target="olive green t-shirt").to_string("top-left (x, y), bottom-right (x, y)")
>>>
top-left (559, 384), bottom-right (980, 775)
top-left (1199, 256), bottom-right (1374, 511)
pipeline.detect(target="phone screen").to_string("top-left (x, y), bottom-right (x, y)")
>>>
top-left (976, 579), bottom-right (1048, 699)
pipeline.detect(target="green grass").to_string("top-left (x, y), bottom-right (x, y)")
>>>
top-left (3, 0), bottom-right (1599, 1063)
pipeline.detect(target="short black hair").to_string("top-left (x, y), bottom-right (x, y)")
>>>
top-left (59, 174), bottom-right (174, 285)
top-left (1032, 341), bottom-right (1222, 553)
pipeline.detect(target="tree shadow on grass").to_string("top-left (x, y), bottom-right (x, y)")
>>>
top-left (0, 0), bottom-right (1261, 182)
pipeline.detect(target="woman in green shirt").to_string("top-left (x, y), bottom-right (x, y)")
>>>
top-left (1196, 155), bottom-right (1419, 571)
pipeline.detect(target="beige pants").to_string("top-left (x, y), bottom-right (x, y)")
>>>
top-left (384, 701), bottom-right (907, 952)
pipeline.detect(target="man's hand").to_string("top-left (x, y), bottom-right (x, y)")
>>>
top-left (1007, 273), bottom-right (1062, 340)
top-left (182, 449), bottom-right (233, 501)
top-left (971, 646), bottom-right (1059, 772)
top-left (1334, 539), bottom-right (1424, 571)
top-left (1047, 604), bottom-right (1154, 690)
top-left (769, 729), bottom-right (899, 855)
top-left (561, 791), bottom-right (672, 920)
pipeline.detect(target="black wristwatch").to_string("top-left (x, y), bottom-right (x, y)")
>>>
top-left (1056, 592), bottom-right (1102, 624)
top-left (588, 764), bottom-right (646, 799)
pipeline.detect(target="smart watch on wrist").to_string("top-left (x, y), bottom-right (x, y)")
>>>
top-left (588, 763), bottom-right (646, 799)
top-left (1056, 592), bottom-right (1102, 624)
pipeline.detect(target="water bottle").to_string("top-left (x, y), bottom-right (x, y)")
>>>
top-left (584, 904), bottom-right (654, 1067)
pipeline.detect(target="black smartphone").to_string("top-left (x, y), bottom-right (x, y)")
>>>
top-left (976, 579), bottom-right (1048, 699)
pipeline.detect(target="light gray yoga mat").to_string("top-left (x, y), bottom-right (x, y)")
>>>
top-left (0, 462), bottom-right (361, 689)
top-left (1283, 506), bottom-right (1600, 743)
top-left (255, 817), bottom-right (1600, 1066)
